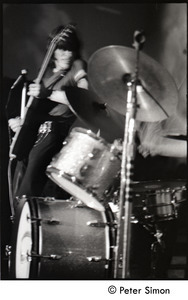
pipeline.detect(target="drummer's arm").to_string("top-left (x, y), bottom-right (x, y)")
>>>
top-left (137, 122), bottom-right (187, 158)
top-left (139, 137), bottom-right (186, 157)
top-left (48, 75), bottom-right (88, 105)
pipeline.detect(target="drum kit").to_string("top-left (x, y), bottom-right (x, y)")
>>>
top-left (7, 35), bottom-right (187, 279)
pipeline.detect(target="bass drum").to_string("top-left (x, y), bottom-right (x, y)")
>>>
top-left (10, 197), bottom-right (115, 279)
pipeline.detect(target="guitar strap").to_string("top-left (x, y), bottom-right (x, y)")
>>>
top-left (43, 69), bottom-right (66, 89)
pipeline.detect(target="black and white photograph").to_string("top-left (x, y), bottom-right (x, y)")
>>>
top-left (1, 2), bottom-right (187, 295)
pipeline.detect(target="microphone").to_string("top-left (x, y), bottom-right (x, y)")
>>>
top-left (11, 69), bottom-right (27, 89)
top-left (133, 30), bottom-right (146, 50)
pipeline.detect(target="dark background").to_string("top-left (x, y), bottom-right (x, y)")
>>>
top-left (1, 3), bottom-right (187, 279)
top-left (3, 3), bottom-right (187, 132)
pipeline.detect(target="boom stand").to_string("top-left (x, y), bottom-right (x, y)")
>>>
top-left (114, 33), bottom-right (144, 278)
top-left (8, 79), bottom-right (27, 220)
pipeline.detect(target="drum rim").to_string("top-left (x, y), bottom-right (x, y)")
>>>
top-left (9, 197), bottom-right (31, 278)
top-left (132, 179), bottom-right (187, 192)
top-left (70, 127), bottom-right (110, 146)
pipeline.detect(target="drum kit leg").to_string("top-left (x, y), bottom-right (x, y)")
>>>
top-left (6, 31), bottom-right (187, 279)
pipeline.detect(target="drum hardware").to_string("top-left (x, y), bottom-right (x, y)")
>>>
top-left (88, 148), bottom-right (103, 159)
top-left (28, 252), bottom-right (66, 260)
top-left (5, 245), bottom-right (12, 257)
top-left (130, 216), bottom-right (140, 224)
top-left (87, 220), bottom-right (117, 229)
top-left (27, 216), bottom-right (42, 224)
top-left (27, 215), bottom-right (61, 225)
top-left (113, 31), bottom-right (146, 279)
top-left (20, 251), bottom-right (32, 263)
top-left (86, 256), bottom-right (103, 262)
top-left (108, 201), bottom-right (119, 212)
top-left (10, 215), bottom-right (15, 222)
top-left (80, 164), bottom-right (90, 176)
top-left (5, 245), bottom-right (12, 271)
top-left (150, 225), bottom-right (167, 278)
top-left (43, 196), bottom-right (56, 202)
top-left (45, 219), bottom-right (61, 225)
top-left (73, 200), bottom-right (87, 208)
top-left (153, 228), bottom-right (164, 246)
top-left (62, 140), bottom-right (68, 146)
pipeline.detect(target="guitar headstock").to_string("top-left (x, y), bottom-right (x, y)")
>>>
top-left (51, 23), bottom-right (77, 45)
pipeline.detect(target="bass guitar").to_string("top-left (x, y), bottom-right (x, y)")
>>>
top-left (9, 24), bottom-right (75, 160)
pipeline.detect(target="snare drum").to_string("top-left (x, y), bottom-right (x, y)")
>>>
top-left (46, 127), bottom-right (121, 211)
top-left (132, 180), bottom-right (187, 222)
top-left (10, 197), bottom-right (114, 279)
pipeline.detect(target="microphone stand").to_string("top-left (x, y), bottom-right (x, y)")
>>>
top-left (8, 75), bottom-right (28, 220)
top-left (114, 31), bottom-right (145, 278)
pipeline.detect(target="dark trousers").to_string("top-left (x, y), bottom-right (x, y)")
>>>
top-left (16, 122), bottom-right (72, 198)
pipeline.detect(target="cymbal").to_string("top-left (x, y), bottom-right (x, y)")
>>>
top-left (65, 87), bottom-right (124, 143)
top-left (165, 134), bottom-right (188, 140)
top-left (88, 46), bottom-right (178, 122)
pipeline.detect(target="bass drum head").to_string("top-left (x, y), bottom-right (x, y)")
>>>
top-left (9, 197), bottom-right (114, 279)
top-left (10, 197), bottom-right (38, 279)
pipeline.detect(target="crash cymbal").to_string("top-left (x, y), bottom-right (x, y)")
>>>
top-left (88, 46), bottom-right (178, 122)
top-left (65, 86), bottom-right (124, 143)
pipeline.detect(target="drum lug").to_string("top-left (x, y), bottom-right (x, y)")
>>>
top-left (87, 185), bottom-right (100, 195)
top-left (88, 148), bottom-right (102, 159)
top-left (27, 216), bottom-right (60, 225)
top-left (29, 252), bottom-right (64, 260)
top-left (5, 245), bottom-right (12, 257)
top-left (87, 220), bottom-right (116, 228)
top-left (27, 216), bottom-right (42, 224)
top-left (86, 256), bottom-right (102, 262)
top-left (29, 250), bottom-right (73, 260)
top-left (110, 156), bottom-right (118, 162)
top-left (62, 140), bottom-right (68, 146)
top-left (87, 220), bottom-right (107, 227)
top-left (43, 197), bottom-right (56, 202)
top-left (10, 215), bottom-right (15, 223)
top-left (73, 200), bottom-right (86, 208)
top-left (80, 164), bottom-right (90, 176)
top-left (45, 218), bottom-right (61, 225)
top-left (5, 245), bottom-right (12, 270)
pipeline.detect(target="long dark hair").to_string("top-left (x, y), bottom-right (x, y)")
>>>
top-left (47, 24), bottom-right (82, 69)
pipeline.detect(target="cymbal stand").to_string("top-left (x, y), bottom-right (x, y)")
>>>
top-left (150, 224), bottom-right (166, 278)
top-left (114, 31), bottom-right (145, 279)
